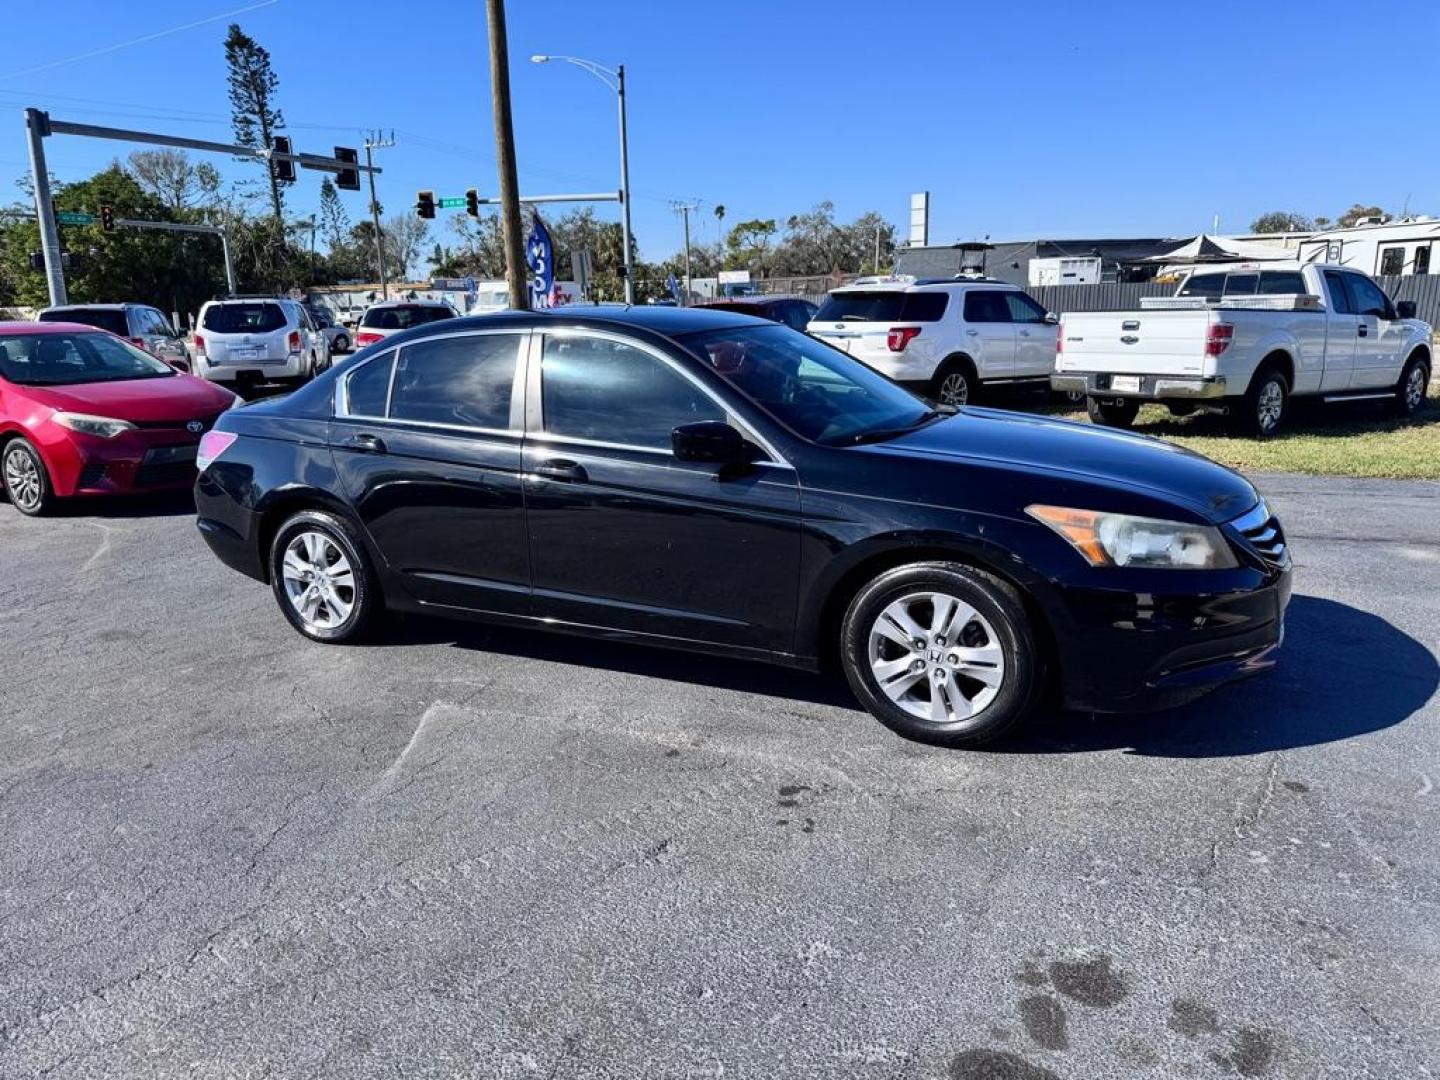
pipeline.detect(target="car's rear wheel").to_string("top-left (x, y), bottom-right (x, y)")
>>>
top-left (269, 510), bottom-right (381, 643)
top-left (2, 438), bottom-right (54, 517)
top-left (1086, 395), bottom-right (1139, 429)
top-left (335, 334), bottom-right (350, 354)
top-left (1234, 364), bottom-right (1289, 438)
top-left (931, 358), bottom-right (976, 407)
top-left (840, 562), bottom-right (1042, 748)
top-left (1393, 354), bottom-right (1430, 417)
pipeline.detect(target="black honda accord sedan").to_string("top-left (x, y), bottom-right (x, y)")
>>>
top-left (194, 305), bottom-right (1290, 747)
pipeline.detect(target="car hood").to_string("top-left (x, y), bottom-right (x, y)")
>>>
top-left (24, 374), bottom-right (235, 423)
top-left (868, 406), bottom-right (1257, 524)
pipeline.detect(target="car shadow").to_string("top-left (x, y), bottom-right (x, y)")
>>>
top-left (1005, 595), bottom-right (1437, 757)
top-left (379, 594), bottom-right (1434, 756)
top-left (43, 490), bottom-right (195, 519)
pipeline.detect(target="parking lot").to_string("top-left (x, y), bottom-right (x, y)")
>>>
top-left (1, 474), bottom-right (1436, 1079)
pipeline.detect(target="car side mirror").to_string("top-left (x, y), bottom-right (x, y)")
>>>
top-left (672, 420), bottom-right (749, 464)
top-left (1044, 311), bottom-right (1059, 324)
top-left (1396, 299), bottom-right (1417, 319)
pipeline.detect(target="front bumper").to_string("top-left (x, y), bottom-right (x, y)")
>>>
top-left (1051, 372), bottom-right (1228, 400)
top-left (37, 428), bottom-right (211, 497)
top-left (1049, 560), bottom-right (1292, 713)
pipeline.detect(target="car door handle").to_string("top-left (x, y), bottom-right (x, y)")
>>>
top-left (1358, 326), bottom-right (1368, 337)
top-left (966, 329), bottom-right (979, 336)
top-left (532, 458), bottom-right (587, 483)
top-left (344, 432), bottom-right (387, 454)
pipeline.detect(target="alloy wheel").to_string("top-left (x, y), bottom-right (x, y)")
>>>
top-left (3, 448), bottom-right (42, 513)
top-left (939, 373), bottom-right (970, 406)
top-left (1405, 365), bottom-right (1426, 411)
top-left (867, 590), bottom-right (1005, 728)
top-left (1257, 380), bottom-right (1284, 433)
top-left (280, 531), bottom-right (356, 631)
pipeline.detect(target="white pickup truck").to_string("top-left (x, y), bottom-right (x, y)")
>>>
top-left (1051, 263), bottom-right (1432, 436)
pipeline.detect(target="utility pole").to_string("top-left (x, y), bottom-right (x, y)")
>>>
top-left (486, 0), bottom-right (529, 311)
top-left (874, 224), bottom-right (881, 274)
top-left (24, 108), bottom-right (66, 306)
top-left (364, 131), bottom-right (395, 298)
top-left (617, 65), bottom-right (634, 304)
top-left (671, 200), bottom-right (699, 304)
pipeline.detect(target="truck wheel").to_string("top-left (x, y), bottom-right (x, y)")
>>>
top-left (1393, 354), bottom-right (1430, 417)
top-left (1086, 395), bottom-right (1139, 429)
top-left (1235, 366), bottom-right (1288, 438)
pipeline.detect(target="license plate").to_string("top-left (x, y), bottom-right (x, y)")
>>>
top-left (1112, 375), bottom-right (1141, 393)
top-left (231, 346), bottom-right (261, 360)
top-left (145, 445), bottom-right (198, 465)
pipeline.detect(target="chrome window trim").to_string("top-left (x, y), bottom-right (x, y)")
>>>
top-left (534, 326), bottom-right (791, 468)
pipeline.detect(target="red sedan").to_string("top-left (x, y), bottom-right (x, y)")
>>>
top-left (0, 322), bottom-right (238, 516)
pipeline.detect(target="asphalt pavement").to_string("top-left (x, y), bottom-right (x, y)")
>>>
top-left (0, 473), bottom-right (1436, 1079)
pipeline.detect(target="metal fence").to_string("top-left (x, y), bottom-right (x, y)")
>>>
top-left (790, 275), bottom-right (1440, 328)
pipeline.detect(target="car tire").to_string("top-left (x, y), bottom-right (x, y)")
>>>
top-left (335, 335), bottom-right (350, 354)
top-left (1086, 395), bottom-right (1140, 429)
top-left (931, 357), bottom-right (977, 407)
top-left (269, 509), bottom-right (382, 643)
top-left (2, 438), bottom-right (54, 517)
top-left (1393, 354), bottom-right (1430, 417)
top-left (1234, 364), bottom-right (1289, 438)
top-left (840, 561), bottom-right (1043, 748)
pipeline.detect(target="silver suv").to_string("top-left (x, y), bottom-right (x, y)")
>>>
top-left (38, 303), bottom-right (193, 372)
top-left (195, 298), bottom-right (330, 387)
top-left (807, 275), bottom-right (1058, 405)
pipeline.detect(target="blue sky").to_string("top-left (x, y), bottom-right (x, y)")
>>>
top-left (3, 0), bottom-right (1436, 261)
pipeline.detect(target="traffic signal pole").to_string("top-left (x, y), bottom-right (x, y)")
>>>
top-left (24, 109), bottom-right (66, 306)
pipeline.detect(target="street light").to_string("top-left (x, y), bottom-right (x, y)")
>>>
top-left (531, 53), bottom-right (634, 303)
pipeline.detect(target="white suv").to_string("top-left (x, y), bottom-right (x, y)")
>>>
top-left (353, 299), bottom-right (458, 349)
top-left (807, 276), bottom-right (1058, 405)
top-left (194, 298), bottom-right (330, 387)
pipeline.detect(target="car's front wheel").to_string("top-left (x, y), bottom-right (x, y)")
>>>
top-left (2, 438), bottom-right (54, 517)
top-left (840, 562), bottom-right (1043, 747)
top-left (1393, 354), bottom-right (1430, 417)
top-left (269, 509), bottom-right (381, 643)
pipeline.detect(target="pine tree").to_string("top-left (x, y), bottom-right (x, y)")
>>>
top-left (318, 178), bottom-right (349, 251)
top-left (225, 23), bottom-right (286, 221)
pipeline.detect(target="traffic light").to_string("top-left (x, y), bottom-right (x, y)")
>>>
top-left (100, 205), bottom-right (115, 232)
top-left (465, 188), bottom-right (479, 217)
top-left (270, 136), bottom-right (296, 183)
top-left (416, 190), bottom-right (435, 220)
top-left (334, 146), bottom-right (360, 191)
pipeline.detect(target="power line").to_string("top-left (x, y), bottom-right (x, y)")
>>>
top-left (0, 0), bottom-right (282, 81)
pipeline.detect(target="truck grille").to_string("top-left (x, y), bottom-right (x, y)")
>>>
top-left (1229, 501), bottom-right (1288, 569)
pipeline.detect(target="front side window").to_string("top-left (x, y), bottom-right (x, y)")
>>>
top-left (681, 323), bottom-right (933, 445)
top-left (344, 351), bottom-right (394, 417)
top-left (0, 332), bottom-right (174, 386)
top-left (390, 334), bottom-right (519, 429)
top-left (1003, 292), bottom-right (1048, 323)
top-left (541, 334), bottom-right (723, 450)
top-left (202, 303), bottom-right (286, 334)
top-left (1346, 274), bottom-right (1393, 319)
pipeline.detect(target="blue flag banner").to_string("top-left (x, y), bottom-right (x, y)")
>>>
top-left (526, 213), bottom-right (555, 309)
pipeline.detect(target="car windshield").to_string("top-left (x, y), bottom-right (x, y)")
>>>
top-left (679, 323), bottom-right (935, 445)
top-left (203, 303), bottom-right (286, 333)
top-left (39, 308), bottom-right (129, 335)
top-left (0, 331), bottom-right (175, 386)
top-left (361, 305), bottom-right (454, 330)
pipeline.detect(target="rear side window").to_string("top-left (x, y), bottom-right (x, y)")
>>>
top-left (1258, 271), bottom-right (1306, 294)
top-left (390, 334), bottom-right (519, 429)
top-left (1178, 273), bottom-right (1225, 298)
top-left (344, 351), bottom-right (394, 416)
top-left (202, 303), bottom-right (286, 334)
top-left (39, 308), bottom-right (129, 335)
top-left (813, 291), bottom-right (948, 323)
top-left (361, 305), bottom-right (455, 330)
top-left (962, 291), bottom-right (1011, 323)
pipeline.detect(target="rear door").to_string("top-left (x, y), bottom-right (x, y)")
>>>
top-left (961, 290), bottom-right (1016, 378)
top-left (329, 329), bottom-right (532, 614)
top-left (1003, 291), bottom-right (1055, 377)
top-left (1319, 271), bottom-right (1359, 391)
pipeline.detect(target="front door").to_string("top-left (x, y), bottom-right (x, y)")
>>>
top-left (329, 330), bottom-right (532, 614)
top-left (1003, 291), bottom-right (1056, 378)
top-left (522, 330), bottom-right (801, 654)
top-left (1343, 272), bottom-right (1406, 388)
top-left (961, 290), bottom-right (1017, 378)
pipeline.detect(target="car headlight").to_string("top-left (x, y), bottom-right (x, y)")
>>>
top-left (51, 412), bottom-right (137, 439)
top-left (1026, 504), bottom-right (1238, 569)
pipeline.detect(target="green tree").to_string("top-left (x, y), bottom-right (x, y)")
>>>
top-left (1249, 210), bottom-right (1314, 234)
top-left (724, 218), bottom-right (777, 273)
top-left (317, 178), bottom-right (349, 251)
top-left (1337, 203), bottom-right (1388, 228)
top-left (225, 23), bottom-right (287, 221)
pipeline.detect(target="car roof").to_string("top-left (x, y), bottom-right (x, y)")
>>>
top-left (828, 275), bottom-right (1016, 294)
top-left (0, 320), bottom-right (110, 336)
top-left (41, 303), bottom-right (133, 311)
top-left (203, 296), bottom-right (290, 306)
top-left (368, 298), bottom-right (453, 308)
top-left (358, 305), bottom-right (767, 350)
